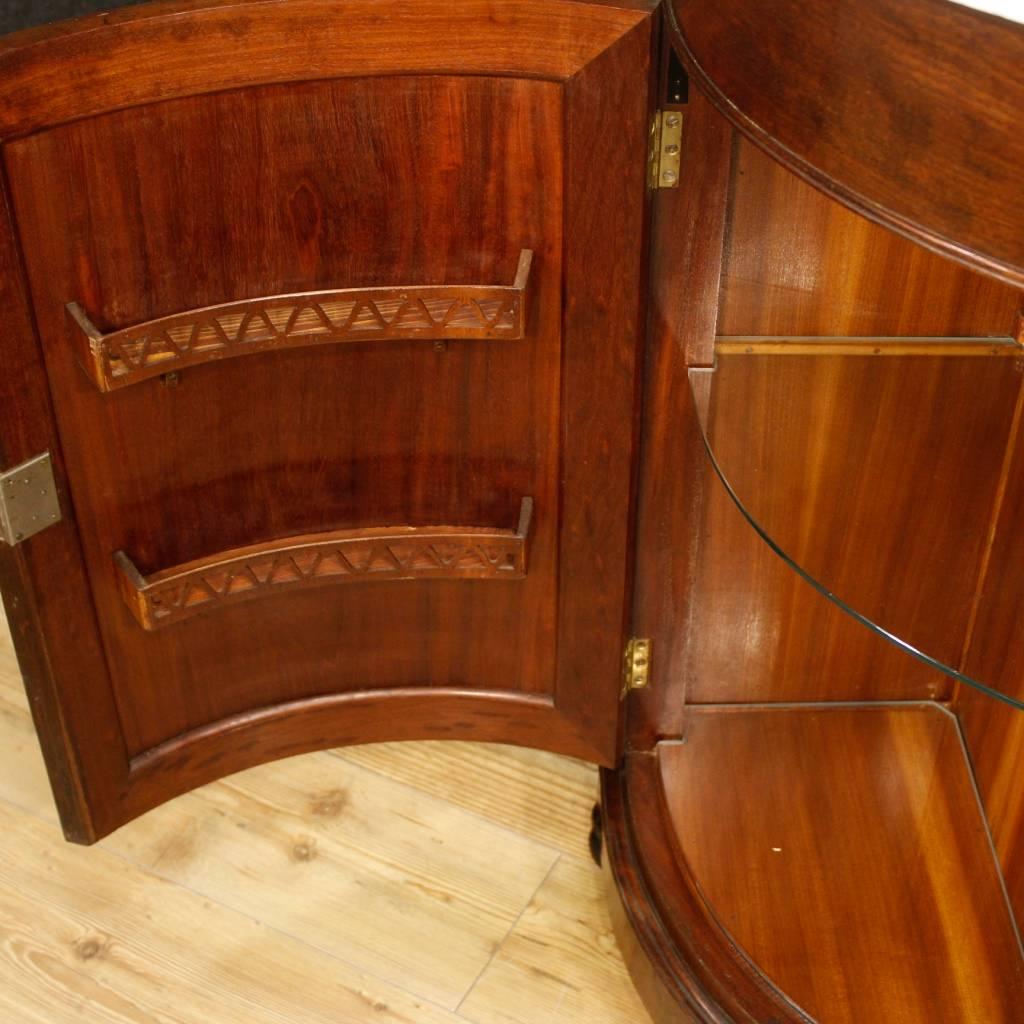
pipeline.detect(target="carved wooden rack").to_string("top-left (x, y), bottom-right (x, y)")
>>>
top-left (68, 250), bottom-right (534, 392)
top-left (115, 497), bottom-right (534, 630)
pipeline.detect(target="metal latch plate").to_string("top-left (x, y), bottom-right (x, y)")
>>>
top-left (622, 638), bottom-right (652, 697)
top-left (0, 453), bottom-right (61, 545)
top-left (649, 111), bottom-right (682, 190)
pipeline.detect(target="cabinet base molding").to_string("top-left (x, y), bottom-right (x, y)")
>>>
top-left (604, 704), bottom-right (1024, 1023)
top-left (601, 752), bottom-right (805, 1024)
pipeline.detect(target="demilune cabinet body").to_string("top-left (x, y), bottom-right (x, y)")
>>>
top-left (0, 1), bottom-right (1023, 1020)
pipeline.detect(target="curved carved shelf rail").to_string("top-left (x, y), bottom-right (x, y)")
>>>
top-left (115, 497), bottom-right (534, 630)
top-left (68, 249), bottom-right (533, 392)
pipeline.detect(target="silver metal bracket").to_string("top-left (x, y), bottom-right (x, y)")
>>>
top-left (0, 453), bottom-right (62, 546)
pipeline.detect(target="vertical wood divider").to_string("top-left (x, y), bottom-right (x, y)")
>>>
top-left (628, 88), bottom-right (734, 749)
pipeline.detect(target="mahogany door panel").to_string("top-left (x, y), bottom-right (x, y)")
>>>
top-left (7, 75), bottom-right (563, 755)
top-left (0, 3), bottom-right (654, 838)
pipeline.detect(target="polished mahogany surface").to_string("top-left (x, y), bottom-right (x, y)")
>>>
top-left (1, 4), bottom-right (1024, 1022)
top-left (0, 0), bottom-right (654, 840)
top-left (0, 0), bottom-right (653, 137)
top-left (0, 0), bottom-right (146, 36)
top-left (687, 352), bottom-right (1021, 704)
top-left (629, 87), bottom-right (733, 747)
top-left (718, 138), bottom-right (1022, 339)
top-left (630, 88), bottom-right (1024, 726)
top-left (8, 76), bottom-right (567, 755)
top-left (669, 0), bottom-right (1024, 287)
top-left (659, 705), bottom-right (1024, 1022)
top-left (603, 755), bottom-right (811, 1024)
top-left (614, 57), bottom-right (1024, 1014)
top-left (958, 384), bottom-right (1024, 926)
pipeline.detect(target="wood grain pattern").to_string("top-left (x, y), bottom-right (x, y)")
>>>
top-left (0, 0), bottom-right (652, 137)
top-left (68, 250), bottom-right (532, 392)
top-left (715, 337), bottom-right (1022, 358)
top-left (718, 136), bottom-right (1023, 339)
top-left (668, 0), bottom-right (1024, 287)
top-left (459, 856), bottom-right (651, 1024)
top-left (0, 4), bottom-right (652, 833)
top-left (957, 371), bottom-right (1024, 929)
top-left (628, 89), bottom-right (733, 748)
top-left (112, 753), bottom-right (561, 1008)
top-left (602, 754), bottom-right (808, 1023)
top-left (115, 498), bottom-right (533, 630)
top-left (553, 17), bottom-right (652, 757)
top-left (684, 353), bottom-right (1018, 704)
top-left (335, 740), bottom-right (599, 859)
top-left (656, 705), bottom-right (1024, 1022)
top-left (0, 616), bottom-right (644, 1023)
top-left (0, 826), bottom-right (468, 1024)
top-left (0, 172), bottom-right (125, 844)
top-left (9, 73), bottom-right (567, 767)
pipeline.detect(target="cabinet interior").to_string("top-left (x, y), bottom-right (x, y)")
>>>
top-left (0, 2), bottom-right (1022, 1021)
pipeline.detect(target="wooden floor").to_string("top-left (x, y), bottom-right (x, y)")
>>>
top-left (0, 613), bottom-right (651, 1024)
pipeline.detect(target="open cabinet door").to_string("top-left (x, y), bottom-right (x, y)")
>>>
top-left (0, 0), bottom-right (654, 842)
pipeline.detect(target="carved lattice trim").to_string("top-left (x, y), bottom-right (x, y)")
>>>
top-left (70, 251), bottom-right (533, 392)
top-left (115, 497), bottom-right (534, 630)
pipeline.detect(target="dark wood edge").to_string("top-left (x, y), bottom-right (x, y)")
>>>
top-left (0, 547), bottom-right (95, 840)
top-left (0, 170), bottom-right (130, 844)
top-left (0, 0), bottom-right (652, 141)
top-left (628, 83), bottom-right (733, 749)
top-left (663, 4), bottom-right (1024, 291)
top-left (105, 689), bottom-right (611, 835)
top-left (602, 759), bottom-right (714, 1024)
top-left (67, 250), bottom-right (533, 392)
top-left (555, 15), bottom-right (655, 767)
top-left (600, 754), bottom-right (813, 1023)
top-left (0, 0), bottom-right (659, 51)
top-left (113, 498), bottom-right (534, 630)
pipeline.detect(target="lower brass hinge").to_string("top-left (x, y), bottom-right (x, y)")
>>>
top-left (648, 110), bottom-right (682, 190)
top-left (0, 453), bottom-right (62, 546)
top-left (621, 638), bottom-right (652, 698)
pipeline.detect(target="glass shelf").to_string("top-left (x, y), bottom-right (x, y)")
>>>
top-left (689, 342), bottom-right (1024, 712)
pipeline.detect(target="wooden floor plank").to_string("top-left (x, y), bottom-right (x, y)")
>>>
top-left (335, 741), bottom-right (599, 858)
top-left (458, 856), bottom-right (653, 1024)
top-left (99, 751), bottom-right (558, 1009)
top-left (0, 610), bottom-right (645, 1022)
top-left (0, 807), bottom-right (465, 1024)
top-left (0, 684), bottom-right (58, 822)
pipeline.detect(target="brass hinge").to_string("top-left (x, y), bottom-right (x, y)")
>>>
top-left (648, 110), bottom-right (682, 190)
top-left (0, 453), bottom-right (62, 546)
top-left (622, 638), bottom-right (652, 698)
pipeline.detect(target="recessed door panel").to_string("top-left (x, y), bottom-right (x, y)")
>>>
top-left (9, 76), bottom-right (564, 755)
top-left (0, 3), bottom-right (653, 838)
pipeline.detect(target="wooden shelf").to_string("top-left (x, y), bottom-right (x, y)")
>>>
top-left (68, 250), bottom-right (533, 392)
top-left (606, 704), bottom-right (1024, 1023)
top-left (115, 498), bottom-right (534, 631)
